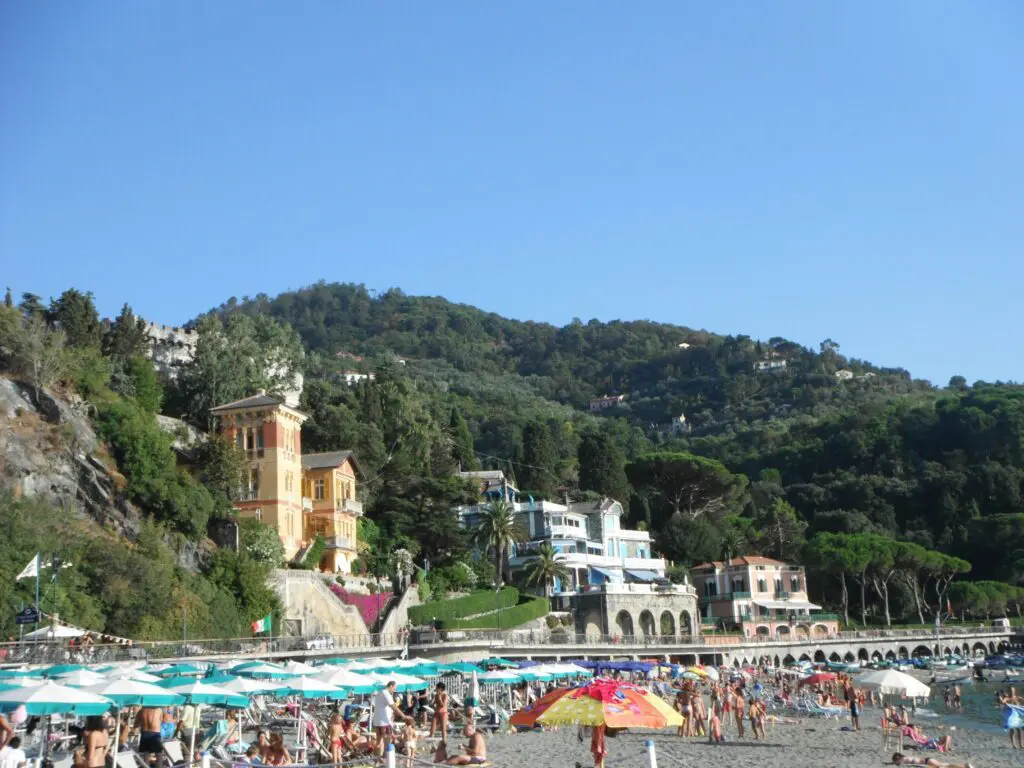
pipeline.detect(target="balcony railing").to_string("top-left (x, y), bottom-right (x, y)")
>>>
top-left (700, 591), bottom-right (750, 603)
top-left (302, 497), bottom-right (313, 511)
top-left (324, 536), bottom-right (354, 550)
top-left (339, 498), bottom-right (363, 516)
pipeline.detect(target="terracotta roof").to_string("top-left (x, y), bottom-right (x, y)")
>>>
top-left (209, 393), bottom-right (284, 413)
top-left (691, 555), bottom-right (789, 570)
top-left (302, 450), bottom-right (363, 477)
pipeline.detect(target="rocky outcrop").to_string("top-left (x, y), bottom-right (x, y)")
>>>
top-left (0, 377), bottom-right (143, 539)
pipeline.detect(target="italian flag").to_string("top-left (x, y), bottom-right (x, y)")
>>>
top-left (251, 613), bottom-right (272, 634)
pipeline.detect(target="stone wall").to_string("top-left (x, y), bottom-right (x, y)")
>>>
top-left (268, 569), bottom-right (370, 638)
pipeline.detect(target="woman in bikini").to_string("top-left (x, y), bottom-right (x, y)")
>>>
top-left (430, 683), bottom-right (450, 740)
top-left (264, 732), bottom-right (291, 766)
top-left (891, 753), bottom-right (974, 768)
top-left (83, 716), bottom-right (109, 768)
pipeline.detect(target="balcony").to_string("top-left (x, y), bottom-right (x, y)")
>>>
top-left (324, 536), bottom-right (354, 550)
top-left (302, 497), bottom-right (313, 511)
top-left (700, 591), bottom-right (750, 604)
top-left (545, 524), bottom-right (589, 539)
top-left (339, 498), bottom-right (363, 516)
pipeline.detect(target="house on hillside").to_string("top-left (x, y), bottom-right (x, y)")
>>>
top-left (302, 451), bottom-right (364, 573)
top-left (589, 394), bottom-right (625, 412)
top-left (335, 370), bottom-right (376, 386)
top-left (690, 556), bottom-right (838, 638)
top-left (209, 391), bottom-right (362, 572)
top-left (835, 369), bottom-right (854, 381)
top-left (755, 358), bottom-right (787, 372)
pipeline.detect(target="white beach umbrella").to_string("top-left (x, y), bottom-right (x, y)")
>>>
top-left (218, 676), bottom-right (286, 696)
top-left (56, 669), bottom-right (107, 687)
top-left (856, 669), bottom-right (930, 697)
top-left (364, 671), bottom-right (429, 692)
top-left (280, 660), bottom-right (319, 676)
top-left (316, 668), bottom-right (381, 694)
top-left (105, 668), bottom-right (162, 684)
top-left (477, 669), bottom-right (522, 684)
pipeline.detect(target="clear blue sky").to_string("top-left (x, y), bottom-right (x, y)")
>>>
top-left (2, 2), bottom-right (1022, 385)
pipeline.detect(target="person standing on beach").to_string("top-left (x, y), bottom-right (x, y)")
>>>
top-left (997, 688), bottom-right (1023, 749)
top-left (589, 724), bottom-right (607, 768)
top-left (733, 688), bottom-right (745, 738)
top-left (844, 680), bottom-right (861, 731)
top-left (430, 682), bottom-right (450, 739)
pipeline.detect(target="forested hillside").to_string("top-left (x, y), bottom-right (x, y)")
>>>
top-left (1, 280), bottom-right (1021, 638)
top-left (214, 282), bottom-right (1024, 623)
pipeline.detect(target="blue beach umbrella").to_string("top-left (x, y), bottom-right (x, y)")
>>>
top-left (0, 681), bottom-right (112, 715)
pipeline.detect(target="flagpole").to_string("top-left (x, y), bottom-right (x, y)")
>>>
top-left (33, 554), bottom-right (40, 634)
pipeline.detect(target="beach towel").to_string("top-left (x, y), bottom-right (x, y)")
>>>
top-left (1003, 704), bottom-right (1024, 730)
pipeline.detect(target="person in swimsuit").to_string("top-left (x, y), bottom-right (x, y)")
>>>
top-left (443, 724), bottom-right (487, 766)
top-left (430, 683), bottom-right (449, 740)
top-left (733, 690), bottom-right (745, 738)
top-left (83, 716), bottom-right (109, 768)
top-left (135, 707), bottom-right (164, 760)
top-left (891, 753), bottom-right (974, 768)
top-left (589, 724), bottom-right (607, 768)
top-left (264, 732), bottom-right (290, 766)
top-left (328, 714), bottom-right (345, 765)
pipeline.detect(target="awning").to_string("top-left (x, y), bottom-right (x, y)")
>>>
top-left (625, 569), bottom-right (660, 582)
top-left (753, 600), bottom-right (822, 611)
top-left (589, 567), bottom-right (620, 582)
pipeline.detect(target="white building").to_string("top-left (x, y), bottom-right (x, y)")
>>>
top-left (456, 486), bottom-right (666, 593)
top-left (336, 370), bottom-right (376, 386)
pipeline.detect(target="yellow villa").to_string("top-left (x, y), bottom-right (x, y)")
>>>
top-left (301, 451), bottom-right (363, 573)
top-left (209, 391), bottom-right (361, 571)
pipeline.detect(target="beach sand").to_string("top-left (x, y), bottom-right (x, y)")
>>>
top-left (479, 718), bottom-right (1018, 768)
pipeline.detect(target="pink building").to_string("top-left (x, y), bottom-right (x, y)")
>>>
top-left (690, 556), bottom-right (839, 639)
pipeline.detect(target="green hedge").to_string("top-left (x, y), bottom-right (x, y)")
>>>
top-left (439, 597), bottom-right (548, 630)
top-left (408, 587), bottom-right (519, 626)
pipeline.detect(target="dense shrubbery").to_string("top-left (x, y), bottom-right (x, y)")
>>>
top-left (408, 587), bottom-right (519, 626)
top-left (439, 596), bottom-right (548, 630)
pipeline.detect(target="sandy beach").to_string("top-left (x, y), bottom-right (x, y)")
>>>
top-left (479, 715), bottom-right (1017, 768)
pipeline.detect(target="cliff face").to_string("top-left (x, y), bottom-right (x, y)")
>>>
top-left (0, 377), bottom-right (143, 539)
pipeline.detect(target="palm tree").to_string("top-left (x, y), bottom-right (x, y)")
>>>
top-left (474, 499), bottom-right (526, 583)
top-left (527, 543), bottom-right (570, 597)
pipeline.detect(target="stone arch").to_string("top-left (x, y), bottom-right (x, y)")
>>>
top-left (989, 641), bottom-right (997, 654)
top-left (783, 654), bottom-right (796, 665)
top-left (829, 652), bottom-right (841, 662)
top-left (680, 610), bottom-right (694, 636)
top-left (776, 625), bottom-right (791, 638)
top-left (812, 624), bottom-right (829, 637)
top-left (814, 650), bottom-right (827, 663)
top-left (885, 650), bottom-right (897, 661)
top-left (583, 610), bottom-right (602, 639)
top-left (615, 610), bottom-right (634, 638)
top-left (942, 646), bottom-right (953, 656)
top-left (639, 610), bottom-right (656, 638)
top-left (898, 646), bottom-right (909, 659)
top-left (912, 645), bottom-right (932, 658)
top-left (857, 648), bottom-right (870, 661)
top-left (799, 653), bottom-right (812, 662)
top-left (660, 611), bottom-right (676, 637)
top-left (794, 623), bottom-right (810, 638)
top-left (970, 642), bottom-right (986, 655)
top-left (773, 655), bottom-right (782, 668)
top-left (871, 651), bottom-right (883, 661)
top-left (755, 625), bottom-right (771, 637)
top-left (733, 659), bottom-right (741, 668)
top-left (843, 651), bottom-right (856, 663)
top-left (961, 643), bottom-right (970, 656)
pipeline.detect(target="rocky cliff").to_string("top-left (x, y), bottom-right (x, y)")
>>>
top-left (0, 377), bottom-right (207, 570)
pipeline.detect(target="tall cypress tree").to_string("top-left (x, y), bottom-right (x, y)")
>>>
top-left (448, 406), bottom-right (478, 471)
top-left (578, 430), bottom-right (631, 502)
top-left (518, 421), bottom-right (558, 498)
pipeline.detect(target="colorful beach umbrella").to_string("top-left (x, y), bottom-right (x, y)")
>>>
top-left (510, 681), bottom-right (682, 729)
top-left (799, 672), bottom-right (837, 686)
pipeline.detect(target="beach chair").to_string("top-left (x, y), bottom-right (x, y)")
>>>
top-left (162, 739), bottom-right (185, 765)
top-left (882, 718), bottom-right (903, 752)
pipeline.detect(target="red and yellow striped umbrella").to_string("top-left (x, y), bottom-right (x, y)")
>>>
top-left (510, 680), bottom-right (683, 729)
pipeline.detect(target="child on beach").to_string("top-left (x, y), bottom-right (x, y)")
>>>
top-left (708, 710), bottom-right (723, 744)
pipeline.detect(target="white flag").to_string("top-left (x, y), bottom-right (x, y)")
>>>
top-left (16, 554), bottom-right (39, 581)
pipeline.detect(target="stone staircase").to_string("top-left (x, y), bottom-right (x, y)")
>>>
top-left (268, 569), bottom-right (370, 638)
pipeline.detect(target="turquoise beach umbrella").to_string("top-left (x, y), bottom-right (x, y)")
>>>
top-left (481, 658), bottom-right (518, 668)
top-left (83, 679), bottom-right (185, 707)
top-left (0, 681), bottom-right (112, 715)
top-left (438, 662), bottom-right (481, 675)
top-left (41, 664), bottom-right (84, 677)
top-left (159, 680), bottom-right (249, 708)
top-left (279, 677), bottom-right (347, 700)
top-left (154, 663), bottom-right (204, 678)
